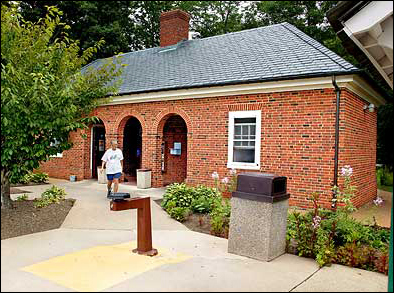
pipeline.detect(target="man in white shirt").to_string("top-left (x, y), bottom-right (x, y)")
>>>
top-left (100, 140), bottom-right (124, 197)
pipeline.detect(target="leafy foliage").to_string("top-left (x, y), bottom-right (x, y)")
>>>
top-left (376, 165), bottom-right (393, 187)
top-left (161, 183), bottom-right (221, 222)
top-left (161, 183), bottom-right (220, 211)
top-left (377, 103), bottom-right (393, 168)
top-left (168, 207), bottom-right (191, 222)
top-left (209, 197), bottom-right (231, 238)
top-left (287, 168), bottom-right (389, 273)
top-left (14, 171), bottom-right (49, 185)
top-left (161, 183), bottom-right (196, 210)
top-left (16, 194), bottom-right (29, 201)
top-left (1, 4), bottom-right (122, 208)
top-left (34, 185), bottom-right (66, 208)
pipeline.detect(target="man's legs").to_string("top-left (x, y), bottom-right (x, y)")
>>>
top-left (107, 180), bottom-right (113, 196)
top-left (113, 178), bottom-right (119, 193)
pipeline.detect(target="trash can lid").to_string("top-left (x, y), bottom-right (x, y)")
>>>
top-left (137, 169), bottom-right (152, 172)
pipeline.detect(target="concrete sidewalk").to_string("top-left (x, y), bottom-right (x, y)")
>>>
top-left (1, 179), bottom-right (389, 292)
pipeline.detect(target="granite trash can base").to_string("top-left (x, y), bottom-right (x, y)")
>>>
top-left (97, 167), bottom-right (106, 184)
top-left (137, 169), bottom-right (152, 189)
top-left (228, 197), bottom-right (289, 262)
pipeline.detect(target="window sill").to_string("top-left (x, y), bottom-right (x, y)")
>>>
top-left (227, 162), bottom-right (260, 170)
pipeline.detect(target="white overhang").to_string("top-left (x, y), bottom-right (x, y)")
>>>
top-left (104, 74), bottom-right (386, 107)
top-left (342, 1), bottom-right (393, 89)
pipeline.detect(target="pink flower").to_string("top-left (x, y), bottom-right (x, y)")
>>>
top-left (229, 168), bottom-right (237, 176)
top-left (211, 172), bottom-right (219, 180)
top-left (312, 216), bottom-right (321, 229)
top-left (373, 197), bottom-right (383, 206)
top-left (221, 177), bottom-right (229, 184)
top-left (341, 165), bottom-right (353, 177)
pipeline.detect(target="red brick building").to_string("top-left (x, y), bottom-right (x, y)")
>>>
top-left (40, 10), bottom-right (386, 209)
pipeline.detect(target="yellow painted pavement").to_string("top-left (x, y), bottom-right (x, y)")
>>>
top-left (21, 241), bottom-right (192, 292)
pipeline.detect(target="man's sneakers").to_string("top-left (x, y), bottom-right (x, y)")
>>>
top-left (107, 187), bottom-right (112, 198)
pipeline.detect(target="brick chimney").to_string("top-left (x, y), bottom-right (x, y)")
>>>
top-left (160, 9), bottom-right (190, 47)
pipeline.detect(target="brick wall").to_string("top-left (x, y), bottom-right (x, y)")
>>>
top-left (338, 90), bottom-right (377, 207)
top-left (40, 130), bottom-right (88, 180)
top-left (39, 87), bottom-right (377, 208)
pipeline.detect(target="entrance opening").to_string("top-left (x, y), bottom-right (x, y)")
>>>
top-left (162, 115), bottom-right (187, 186)
top-left (92, 120), bottom-right (106, 178)
top-left (123, 117), bottom-right (142, 184)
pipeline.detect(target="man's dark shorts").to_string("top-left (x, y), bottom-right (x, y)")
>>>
top-left (107, 172), bottom-right (122, 181)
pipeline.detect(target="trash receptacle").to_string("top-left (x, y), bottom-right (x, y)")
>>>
top-left (228, 173), bottom-right (290, 261)
top-left (98, 167), bottom-right (106, 184)
top-left (137, 169), bottom-right (152, 189)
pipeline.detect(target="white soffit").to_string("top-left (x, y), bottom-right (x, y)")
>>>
top-left (105, 74), bottom-right (386, 107)
top-left (343, 1), bottom-right (393, 88)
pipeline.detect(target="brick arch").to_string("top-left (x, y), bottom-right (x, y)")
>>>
top-left (90, 112), bottom-right (110, 132)
top-left (153, 107), bottom-right (192, 135)
top-left (112, 110), bottom-right (147, 136)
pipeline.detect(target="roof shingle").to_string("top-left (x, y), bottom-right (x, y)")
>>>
top-left (85, 22), bottom-right (360, 95)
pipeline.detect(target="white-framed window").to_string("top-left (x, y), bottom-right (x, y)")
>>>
top-left (227, 110), bottom-right (261, 170)
top-left (50, 139), bottom-right (63, 158)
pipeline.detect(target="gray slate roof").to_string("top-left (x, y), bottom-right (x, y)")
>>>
top-left (86, 22), bottom-right (360, 95)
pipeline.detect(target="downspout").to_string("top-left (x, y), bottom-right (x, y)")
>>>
top-left (332, 75), bottom-right (341, 210)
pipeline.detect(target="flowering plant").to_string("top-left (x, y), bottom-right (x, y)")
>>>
top-left (332, 165), bottom-right (357, 215)
top-left (211, 169), bottom-right (238, 194)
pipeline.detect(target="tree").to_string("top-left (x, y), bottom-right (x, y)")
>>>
top-left (129, 1), bottom-right (180, 50)
top-left (19, 1), bottom-right (135, 58)
top-left (1, 4), bottom-right (123, 208)
top-left (179, 1), bottom-right (244, 38)
top-left (377, 103), bottom-right (393, 169)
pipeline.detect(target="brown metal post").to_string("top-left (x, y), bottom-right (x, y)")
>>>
top-left (110, 197), bottom-right (158, 256)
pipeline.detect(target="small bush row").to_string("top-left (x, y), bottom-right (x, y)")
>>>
top-left (161, 183), bottom-right (231, 237)
top-left (161, 183), bottom-right (220, 217)
top-left (16, 171), bottom-right (49, 184)
top-left (34, 185), bottom-right (67, 208)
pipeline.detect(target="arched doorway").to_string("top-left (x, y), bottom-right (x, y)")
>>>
top-left (161, 115), bottom-right (188, 186)
top-left (123, 117), bottom-right (142, 184)
top-left (91, 119), bottom-right (106, 178)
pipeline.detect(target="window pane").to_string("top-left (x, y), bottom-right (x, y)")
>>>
top-left (234, 141), bottom-right (242, 146)
top-left (234, 135), bottom-right (242, 140)
top-left (250, 125), bottom-right (256, 135)
top-left (235, 125), bottom-right (241, 135)
top-left (233, 148), bottom-right (255, 163)
top-left (241, 141), bottom-right (249, 146)
top-left (242, 135), bottom-right (249, 140)
top-left (242, 125), bottom-right (248, 134)
top-left (235, 118), bottom-right (256, 124)
top-left (250, 141), bottom-right (255, 146)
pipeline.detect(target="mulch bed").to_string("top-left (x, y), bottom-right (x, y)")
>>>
top-left (153, 198), bottom-right (218, 237)
top-left (1, 199), bottom-right (75, 240)
top-left (11, 182), bottom-right (49, 187)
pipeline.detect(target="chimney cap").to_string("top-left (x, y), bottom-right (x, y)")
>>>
top-left (160, 9), bottom-right (190, 22)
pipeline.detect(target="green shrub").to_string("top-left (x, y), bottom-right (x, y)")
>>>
top-left (191, 196), bottom-right (213, 214)
top-left (209, 197), bottom-right (231, 238)
top-left (193, 185), bottom-right (220, 200)
top-left (162, 183), bottom-right (220, 213)
top-left (16, 194), bottom-right (29, 201)
top-left (168, 207), bottom-right (191, 222)
top-left (286, 208), bottom-right (390, 273)
top-left (29, 172), bottom-right (49, 183)
top-left (34, 185), bottom-right (66, 208)
top-left (16, 171), bottom-right (49, 184)
top-left (376, 165), bottom-right (393, 186)
top-left (161, 183), bottom-right (195, 211)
